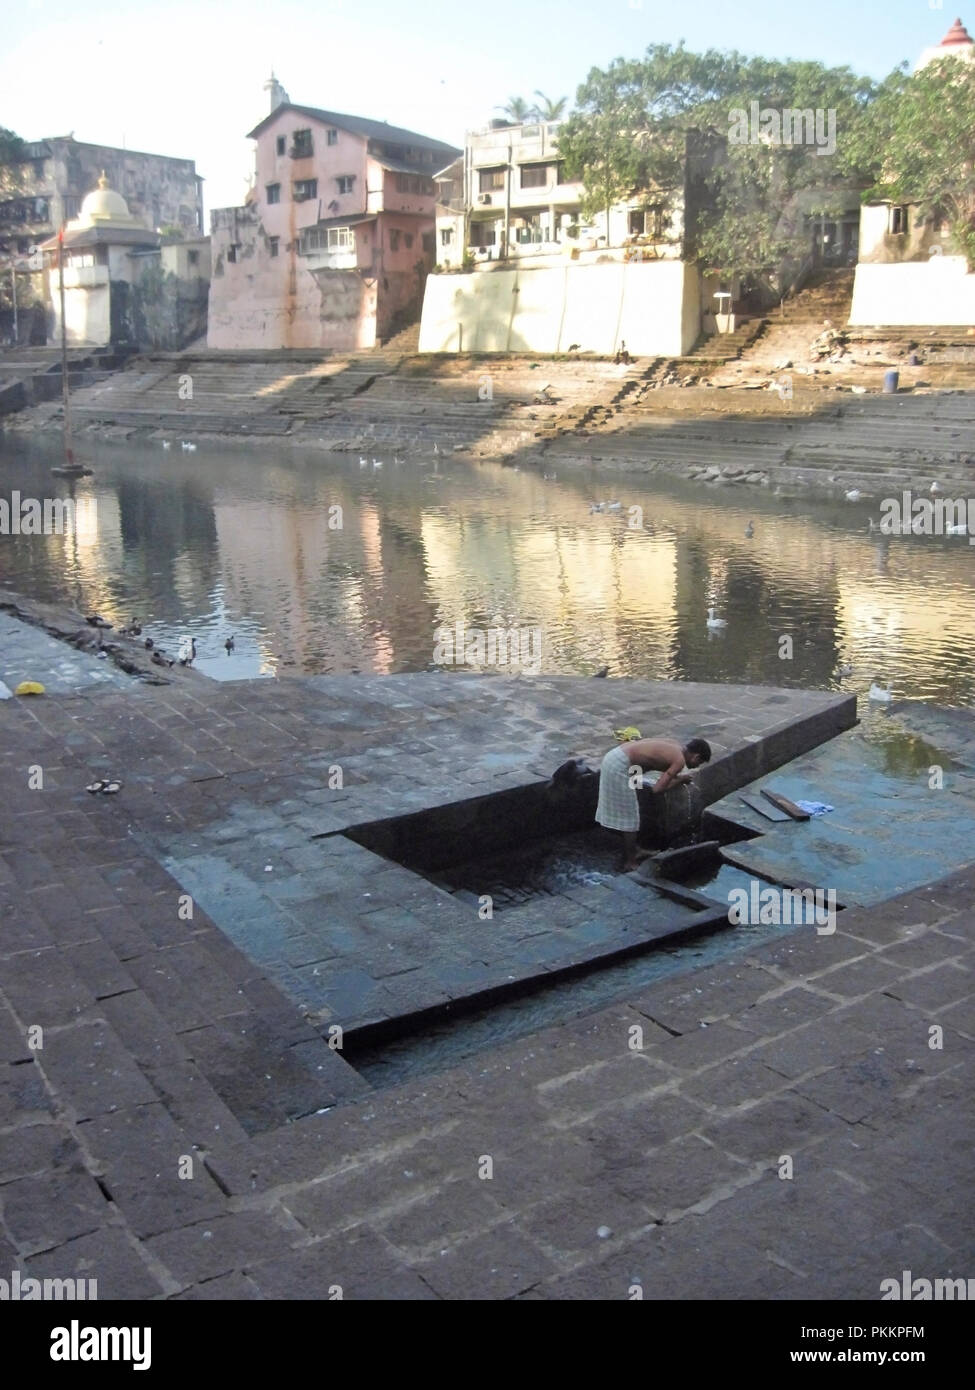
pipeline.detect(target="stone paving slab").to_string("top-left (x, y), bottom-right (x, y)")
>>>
top-left (0, 611), bottom-right (132, 695)
top-left (0, 669), bottom-right (971, 1299)
top-left (709, 714), bottom-right (975, 907)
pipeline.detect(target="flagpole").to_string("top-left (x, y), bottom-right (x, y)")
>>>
top-left (58, 224), bottom-right (75, 467)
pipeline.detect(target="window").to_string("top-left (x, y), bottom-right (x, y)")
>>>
top-left (276, 136), bottom-right (286, 156)
top-left (889, 205), bottom-right (908, 235)
top-left (336, 176), bottom-right (355, 194)
top-left (266, 183), bottom-right (281, 204)
top-left (291, 129), bottom-right (313, 158)
top-left (555, 162), bottom-right (570, 186)
top-left (515, 214), bottom-right (543, 244)
top-left (294, 179), bottom-right (318, 201)
top-left (422, 231), bottom-right (435, 254)
top-left (269, 237), bottom-right (279, 257)
top-left (404, 232), bottom-right (414, 249)
top-left (327, 129), bottom-right (338, 145)
top-left (479, 167), bottom-right (506, 192)
top-left (389, 228), bottom-right (402, 251)
top-left (520, 164), bottom-right (548, 189)
top-left (298, 225), bottom-right (353, 253)
top-left (395, 174), bottom-right (435, 196)
top-left (188, 249), bottom-right (200, 266)
top-left (227, 244), bottom-right (238, 263)
top-left (629, 206), bottom-right (665, 238)
top-left (440, 227), bottom-right (454, 246)
top-left (470, 223), bottom-right (497, 248)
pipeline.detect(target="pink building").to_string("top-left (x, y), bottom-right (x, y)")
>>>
top-left (208, 78), bottom-right (460, 350)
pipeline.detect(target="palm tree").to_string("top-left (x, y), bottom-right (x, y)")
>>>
top-left (496, 96), bottom-right (536, 124)
top-left (533, 92), bottom-right (568, 121)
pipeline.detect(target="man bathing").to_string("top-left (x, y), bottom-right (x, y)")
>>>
top-left (596, 736), bottom-right (712, 871)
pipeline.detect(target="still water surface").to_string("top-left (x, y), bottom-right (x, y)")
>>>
top-left (1, 433), bottom-right (973, 705)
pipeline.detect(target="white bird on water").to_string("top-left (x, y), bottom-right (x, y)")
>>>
top-left (162, 440), bottom-right (172, 451)
top-left (590, 502), bottom-right (605, 513)
top-left (707, 607), bottom-right (727, 629)
top-left (607, 500), bottom-right (622, 512)
top-left (744, 520), bottom-right (754, 538)
top-left (868, 681), bottom-right (893, 703)
top-left (930, 481), bottom-right (943, 495)
top-left (372, 458), bottom-right (383, 468)
top-left (845, 489), bottom-right (863, 502)
top-left (181, 442), bottom-right (196, 452)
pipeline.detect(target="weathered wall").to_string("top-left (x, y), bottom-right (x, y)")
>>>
top-left (419, 259), bottom-right (699, 356)
top-left (858, 202), bottom-right (955, 265)
top-left (49, 140), bottom-right (202, 235)
top-left (208, 204), bottom-right (376, 349)
top-left (849, 257), bottom-right (975, 326)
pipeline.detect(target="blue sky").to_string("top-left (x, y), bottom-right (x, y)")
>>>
top-left (1, 0), bottom-right (961, 214)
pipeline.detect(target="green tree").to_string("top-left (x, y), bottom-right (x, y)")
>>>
top-left (0, 127), bottom-right (29, 316)
top-left (496, 96), bottom-right (535, 123)
top-left (557, 44), bottom-right (879, 284)
top-left (557, 61), bottom-right (655, 231)
top-left (854, 58), bottom-right (975, 267)
top-left (0, 126), bottom-right (27, 199)
top-left (533, 91), bottom-right (568, 120)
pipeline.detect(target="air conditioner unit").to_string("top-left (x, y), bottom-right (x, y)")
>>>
top-left (477, 194), bottom-right (492, 205)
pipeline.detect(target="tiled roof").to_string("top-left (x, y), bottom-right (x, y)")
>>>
top-left (248, 104), bottom-right (460, 161)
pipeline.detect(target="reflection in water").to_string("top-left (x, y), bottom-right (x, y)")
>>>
top-left (1, 433), bottom-right (974, 706)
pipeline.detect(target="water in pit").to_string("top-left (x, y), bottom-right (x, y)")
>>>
top-left (348, 860), bottom-right (798, 1090)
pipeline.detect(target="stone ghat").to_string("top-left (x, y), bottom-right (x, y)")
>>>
top-left (5, 346), bottom-right (973, 498)
top-left (0, 669), bottom-right (855, 1042)
top-left (5, 667), bottom-right (974, 1301)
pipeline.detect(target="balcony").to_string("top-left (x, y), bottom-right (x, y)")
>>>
top-left (62, 264), bottom-right (109, 288)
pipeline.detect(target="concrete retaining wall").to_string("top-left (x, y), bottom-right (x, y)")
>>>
top-left (849, 259), bottom-right (975, 326)
top-left (419, 260), bottom-right (700, 356)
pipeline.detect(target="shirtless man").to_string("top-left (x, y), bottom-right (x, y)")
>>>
top-left (595, 736), bottom-right (712, 871)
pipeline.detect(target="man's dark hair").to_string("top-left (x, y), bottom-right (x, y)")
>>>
top-left (684, 738), bottom-right (712, 763)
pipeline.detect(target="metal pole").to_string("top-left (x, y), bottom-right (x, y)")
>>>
top-left (58, 226), bottom-right (74, 466)
top-left (10, 262), bottom-right (17, 345)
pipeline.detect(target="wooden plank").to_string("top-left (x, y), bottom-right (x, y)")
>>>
top-left (761, 789), bottom-right (811, 821)
top-left (739, 793), bottom-right (791, 822)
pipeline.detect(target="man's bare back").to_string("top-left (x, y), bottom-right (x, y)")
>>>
top-left (622, 738), bottom-right (692, 793)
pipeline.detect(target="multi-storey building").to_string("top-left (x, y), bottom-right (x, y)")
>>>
top-left (435, 118), bottom-right (684, 270)
top-left (207, 76), bottom-right (461, 350)
top-left (0, 135), bottom-right (204, 262)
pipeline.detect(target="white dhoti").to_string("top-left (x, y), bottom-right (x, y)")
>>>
top-left (595, 744), bottom-right (640, 831)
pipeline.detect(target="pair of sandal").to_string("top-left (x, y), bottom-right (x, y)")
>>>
top-left (86, 780), bottom-right (123, 795)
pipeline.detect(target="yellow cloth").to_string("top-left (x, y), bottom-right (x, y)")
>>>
top-left (614, 726), bottom-right (641, 743)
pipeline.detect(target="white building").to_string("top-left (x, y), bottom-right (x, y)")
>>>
top-left (849, 18), bottom-right (975, 327)
top-left (422, 117), bottom-right (697, 356)
top-left (435, 119), bottom-right (683, 270)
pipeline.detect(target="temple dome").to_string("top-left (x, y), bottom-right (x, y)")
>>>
top-left (915, 16), bottom-right (975, 71)
top-left (76, 173), bottom-right (138, 227)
